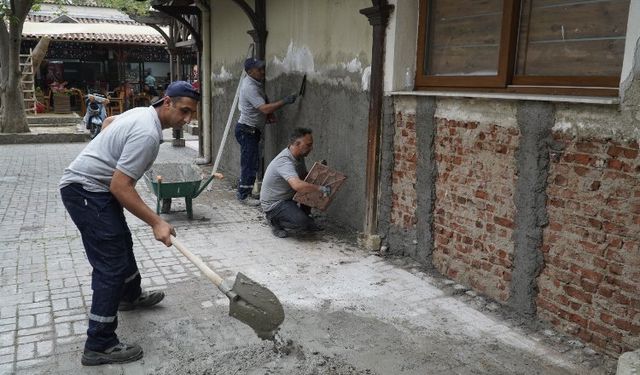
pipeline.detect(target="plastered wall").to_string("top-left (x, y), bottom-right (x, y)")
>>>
top-left (209, 0), bottom-right (372, 229)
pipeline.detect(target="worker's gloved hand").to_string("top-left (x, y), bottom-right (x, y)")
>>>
top-left (319, 185), bottom-right (331, 197)
top-left (282, 94), bottom-right (297, 105)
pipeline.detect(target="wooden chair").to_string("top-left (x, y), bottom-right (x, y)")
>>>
top-left (108, 89), bottom-right (125, 116)
top-left (134, 93), bottom-right (151, 107)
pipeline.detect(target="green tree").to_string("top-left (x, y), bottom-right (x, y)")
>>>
top-left (0, 0), bottom-right (150, 133)
top-left (0, 0), bottom-right (36, 133)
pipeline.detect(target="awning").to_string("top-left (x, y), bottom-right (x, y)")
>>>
top-left (22, 21), bottom-right (167, 45)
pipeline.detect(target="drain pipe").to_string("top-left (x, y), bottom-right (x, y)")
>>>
top-left (360, 0), bottom-right (394, 249)
top-left (196, 0), bottom-right (212, 164)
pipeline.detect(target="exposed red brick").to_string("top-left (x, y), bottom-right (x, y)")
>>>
top-left (580, 279), bottom-right (598, 293)
top-left (494, 216), bottom-right (514, 229)
top-left (564, 285), bottom-right (592, 303)
top-left (592, 257), bottom-right (608, 269)
top-left (475, 190), bottom-right (488, 200)
top-left (577, 141), bottom-right (599, 153)
top-left (573, 153), bottom-right (593, 165)
top-left (574, 166), bottom-right (590, 176)
top-left (554, 175), bottom-right (568, 186)
top-left (588, 321), bottom-right (623, 341)
top-left (607, 159), bottom-right (624, 170)
top-left (609, 264), bottom-right (623, 275)
top-left (613, 319), bottom-right (640, 334)
top-left (607, 145), bottom-right (625, 158)
top-left (600, 312), bottom-right (614, 325)
top-left (570, 313), bottom-right (588, 328)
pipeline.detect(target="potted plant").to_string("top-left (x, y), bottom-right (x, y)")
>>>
top-left (51, 81), bottom-right (71, 114)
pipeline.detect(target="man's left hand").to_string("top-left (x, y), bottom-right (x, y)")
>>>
top-left (319, 185), bottom-right (331, 197)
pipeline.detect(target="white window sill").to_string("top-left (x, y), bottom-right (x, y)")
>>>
top-left (388, 90), bottom-right (620, 105)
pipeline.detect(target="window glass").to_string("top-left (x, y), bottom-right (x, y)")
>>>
top-left (515, 0), bottom-right (630, 77)
top-left (424, 0), bottom-right (504, 76)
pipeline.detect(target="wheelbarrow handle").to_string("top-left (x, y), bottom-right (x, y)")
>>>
top-left (195, 172), bottom-right (224, 197)
top-left (170, 235), bottom-right (223, 287)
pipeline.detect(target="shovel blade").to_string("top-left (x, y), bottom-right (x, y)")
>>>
top-left (228, 272), bottom-right (284, 340)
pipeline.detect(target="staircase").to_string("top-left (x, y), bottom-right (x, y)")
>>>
top-left (20, 51), bottom-right (36, 114)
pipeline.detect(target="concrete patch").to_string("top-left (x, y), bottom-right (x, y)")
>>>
top-left (616, 350), bottom-right (640, 375)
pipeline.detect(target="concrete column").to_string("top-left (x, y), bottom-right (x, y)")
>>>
top-left (508, 101), bottom-right (555, 315)
top-left (196, 1), bottom-right (211, 164)
top-left (414, 96), bottom-right (437, 265)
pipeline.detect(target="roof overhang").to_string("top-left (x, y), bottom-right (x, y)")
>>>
top-left (22, 21), bottom-right (168, 45)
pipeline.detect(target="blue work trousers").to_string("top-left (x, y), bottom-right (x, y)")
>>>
top-left (234, 123), bottom-right (261, 200)
top-left (265, 200), bottom-right (314, 231)
top-left (60, 184), bottom-right (142, 351)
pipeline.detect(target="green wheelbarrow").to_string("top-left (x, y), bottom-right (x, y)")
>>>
top-left (144, 163), bottom-right (223, 219)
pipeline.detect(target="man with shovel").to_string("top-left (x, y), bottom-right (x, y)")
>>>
top-left (260, 127), bottom-right (331, 238)
top-left (59, 81), bottom-right (199, 366)
top-left (235, 57), bottom-right (297, 206)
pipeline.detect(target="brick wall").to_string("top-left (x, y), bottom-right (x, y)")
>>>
top-left (431, 119), bottom-right (519, 302)
top-left (538, 135), bottom-right (640, 355)
top-left (390, 111), bottom-right (418, 229)
top-left (387, 104), bottom-right (639, 357)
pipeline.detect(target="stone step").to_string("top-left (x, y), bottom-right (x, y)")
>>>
top-left (185, 123), bottom-right (199, 136)
top-left (0, 132), bottom-right (89, 145)
top-left (27, 113), bottom-right (82, 126)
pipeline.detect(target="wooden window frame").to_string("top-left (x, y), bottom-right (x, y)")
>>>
top-left (415, 0), bottom-right (623, 96)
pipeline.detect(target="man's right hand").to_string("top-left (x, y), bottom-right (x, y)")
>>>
top-left (152, 220), bottom-right (176, 247)
top-left (282, 94), bottom-right (297, 105)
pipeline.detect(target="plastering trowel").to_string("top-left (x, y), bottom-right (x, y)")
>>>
top-left (170, 235), bottom-right (285, 340)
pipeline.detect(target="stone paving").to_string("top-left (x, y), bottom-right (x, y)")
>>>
top-left (0, 138), bottom-right (618, 374)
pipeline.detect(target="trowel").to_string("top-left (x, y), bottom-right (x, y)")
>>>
top-left (170, 235), bottom-right (285, 340)
top-left (298, 74), bottom-right (307, 97)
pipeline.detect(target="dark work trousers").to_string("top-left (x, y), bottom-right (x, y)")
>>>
top-left (234, 123), bottom-right (261, 200)
top-left (265, 200), bottom-right (314, 231)
top-left (60, 184), bottom-right (142, 351)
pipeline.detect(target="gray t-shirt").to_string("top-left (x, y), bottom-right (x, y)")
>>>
top-left (238, 75), bottom-right (266, 127)
top-left (59, 106), bottom-right (163, 192)
top-left (260, 147), bottom-right (307, 212)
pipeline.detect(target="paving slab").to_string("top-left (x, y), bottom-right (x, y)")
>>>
top-left (0, 140), bottom-right (617, 375)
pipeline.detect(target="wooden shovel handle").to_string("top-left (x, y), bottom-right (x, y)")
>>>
top-left (170, 235), bottom-right (223, 287)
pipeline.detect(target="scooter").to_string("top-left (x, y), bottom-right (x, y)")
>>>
top-left (84, 94), bottom-right (108, 139)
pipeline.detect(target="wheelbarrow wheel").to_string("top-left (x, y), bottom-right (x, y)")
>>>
top-left (161, 198), bottom-right (172, 214)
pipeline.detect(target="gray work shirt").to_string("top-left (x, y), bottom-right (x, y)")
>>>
top-left (59, 106), bottom-right (163, 192)
top-left (238, 75), bottom-right (266, 128)
top-left (260, 147), bottom-right (307, 213)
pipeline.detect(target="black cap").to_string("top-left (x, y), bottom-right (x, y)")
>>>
top-left (244, 57), bottom-right (266, 71)
top-left (165, 81), bottom-right (200, 101)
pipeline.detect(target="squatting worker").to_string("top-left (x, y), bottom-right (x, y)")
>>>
top-left (260, 127), bottom-right (331, 238)
top-left (236, 57), bottom-right (297, 206)
top-left (59, 81), bottom-right (199, 366)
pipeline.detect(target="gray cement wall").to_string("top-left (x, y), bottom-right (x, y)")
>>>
top-left (208, 0), bottom-right (373, 230)
top-left (377, 96), bottom-right (395, 249)
top-left (509, 101), bottom-right (555, 315)
top-left (212, 75), bottom-right (370, 230)
top-left (414, 97), bottom-right (437, 265)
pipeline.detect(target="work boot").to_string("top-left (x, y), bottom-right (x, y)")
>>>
top-left (308, 222), bottom-right (324, 232)
top-left (239, 197), bottom-right (261, 206)
top-left (118, 290), bottom-right (165, 311)
top-left (271, 226), bottom-right (288, 238)
top-left (81, 342), bottom-right (143, 366)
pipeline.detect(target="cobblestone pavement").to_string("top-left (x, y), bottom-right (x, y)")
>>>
top-left (0, 139), bottom-right (617, 374)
